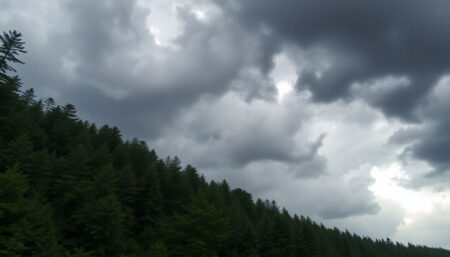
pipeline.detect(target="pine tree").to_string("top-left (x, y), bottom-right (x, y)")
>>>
top-left (0, 30), bottom-right (26, 83)
top-left (0, 76), bottom-right (23, 147)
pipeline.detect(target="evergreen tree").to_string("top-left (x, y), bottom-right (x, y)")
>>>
top-left (0, 30), bottom-right (26, 83)
top-left (0, 76), bottom-right (23, 146)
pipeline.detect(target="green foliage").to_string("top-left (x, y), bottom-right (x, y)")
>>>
top-left (20, 199), bottom-right (61, 257)
top-left (0, 134), bottom-right (34, 172)
top-left (0, 168), bottom-right (60, 257)
top-left (1, 30), bottom-right (450, 257)
top-left (145, 242), bottom-right (168, 257)
top-left (0, 167), bottom-right (28, 257)
top-left (75, 195), bottom-right (125, 256)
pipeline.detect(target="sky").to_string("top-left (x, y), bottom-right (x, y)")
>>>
top-left (2, 0), bottom-right (450, 249)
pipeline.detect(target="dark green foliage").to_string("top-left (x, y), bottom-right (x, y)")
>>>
top-left (20, 199), bottom-right (61, 257)
top-left (75, 194), bottom-right (125, 256)
top-left (0, 168), bottom-right (60, 257)
top-left (1, 31), bottom-right (450, 257)
top-left (145, 242), bottom-right (168, 257)
top-left (168, 192), bottom-right (230, 257)
top-left (0, 167), bottom-right (29, 257)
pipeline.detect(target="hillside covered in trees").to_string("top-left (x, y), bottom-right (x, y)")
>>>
top-left (1, 31), bottom-right (450, 257)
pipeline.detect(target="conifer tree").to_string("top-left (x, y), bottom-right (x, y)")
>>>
top-left (0, 30), bottom-right (26, 83)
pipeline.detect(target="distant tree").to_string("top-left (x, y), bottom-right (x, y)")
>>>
top-left (20, 88), bottom-right (36, 105)
top-left (43, 97), bottom-right (56, 113)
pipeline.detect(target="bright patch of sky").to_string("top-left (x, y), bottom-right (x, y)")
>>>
top-left (271, 52), bottom-right (297, 102)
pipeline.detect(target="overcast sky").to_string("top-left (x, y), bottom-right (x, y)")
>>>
top-left (2, 0), bottom-right (450, 248)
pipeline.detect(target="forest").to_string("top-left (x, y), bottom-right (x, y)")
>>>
top-left (1, 30), bottom-right (449, 257)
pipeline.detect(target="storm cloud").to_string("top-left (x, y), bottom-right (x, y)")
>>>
top-left (392, 77), bottom-right (450, 179)
top-left (211, 0), bottom-right (450, 176)
top-left (216, 0), bottom-right (450, 120)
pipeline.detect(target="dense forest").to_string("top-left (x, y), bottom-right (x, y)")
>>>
top-left (1, 30), bottom-right (449, 257)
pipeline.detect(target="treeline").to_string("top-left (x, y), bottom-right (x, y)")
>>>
top-left (1, 31), bottom-right (449, 257)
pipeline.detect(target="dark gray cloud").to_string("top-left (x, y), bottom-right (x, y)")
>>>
top-left (411, 123), bottom-right (450, 173)
top-left (318, 201), bottom-right (379, 220)
top-left (391, 78), bottom-right (450, 178)
top-left (411, 84), bottom-right (450, 173)
top-left (215, 0), bottom-right (450, 120)
top-left (325, 199), bottom-right (405, 240)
